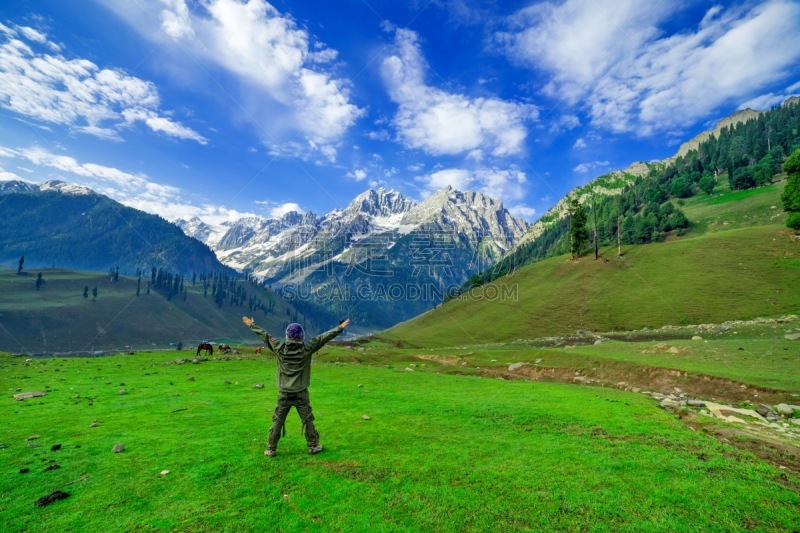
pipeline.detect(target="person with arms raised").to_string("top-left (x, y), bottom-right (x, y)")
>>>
top-left (243, 316), bottom-right (350, 457)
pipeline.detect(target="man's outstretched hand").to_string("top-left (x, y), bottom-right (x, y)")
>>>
top-left (340, 318), bottom-right (350, 329)
top-left (242, 316), bottom-right (255, 327)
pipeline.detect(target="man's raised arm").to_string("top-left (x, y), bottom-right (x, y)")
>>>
top-left (242, 316), bottom-right (278, 353)
top-left (308, 318), bottom-right (350, 355)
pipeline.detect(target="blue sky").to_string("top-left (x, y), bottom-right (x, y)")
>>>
top-left (0, 0), bottom-right (798, 225)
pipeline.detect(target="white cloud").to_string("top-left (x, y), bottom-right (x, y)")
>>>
top-left (499, 0), bottom-right (800, 135)
top-left (256, 201), bottom-right (304, 218)
top-left (507, 204), bottom-right (536, 220)
top-left (0, 28), bottom-right (206, 143)
top-left (572, 138), bottom-right (587, 149)
top-left (0, 144), bottom-right (253, 225)
top-left (0, 164), bottom-right (22, 181)
top-left (573, 161), bottom-right (610, 174)
top-left (350, 168), bottom-right (368, 181)
top-left (102, 0), bottom-right (363, 157)
top-left (381, 28), bottom-right (537, 157)
top-left (416, 166), bottom-right (528, 205)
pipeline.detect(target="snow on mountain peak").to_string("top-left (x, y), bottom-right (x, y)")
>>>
top-left (38, 180), bottom-right (94, 195)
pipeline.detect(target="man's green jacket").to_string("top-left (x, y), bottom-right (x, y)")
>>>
top-left (249, 323), bottom-right (345, 392)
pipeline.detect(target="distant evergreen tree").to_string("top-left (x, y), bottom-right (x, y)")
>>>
top-left (698, 173), bottom-right (715, 195)
top-left (781, 148), bottom-right (800, 232)
top-left (92, 287), bottom-right (97, 301)
top-left (17, 255), bottom-right (24, 274)
top-left (568, 197), bottom-right (588, 259)
top-left (35, 272), bottom-right (44, 291)
top-left (83, 285), bottom-right (88, 299)
top-left (146, 282), bottom-right (150, 295)
top-left (136, 276), bottom-right (141, 297)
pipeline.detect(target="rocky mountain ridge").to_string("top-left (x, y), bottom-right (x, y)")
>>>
top-left (178, 186), bottom-right (531, 329)
top-left (180, 186), bottom-right (530, 283)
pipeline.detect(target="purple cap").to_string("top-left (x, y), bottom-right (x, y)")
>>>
top-left (286, 323), bottom-right (305, 341)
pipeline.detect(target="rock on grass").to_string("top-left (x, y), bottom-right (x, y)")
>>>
top-left (34, 491), bottom-right (69, 506)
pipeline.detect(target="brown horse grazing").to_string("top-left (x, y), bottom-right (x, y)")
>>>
top-left (218, 343), bottom-right (232, 354)
top-left (254, 346), bottom-right (262, 355)
top-left (196, 342), bottom-right (214, 356)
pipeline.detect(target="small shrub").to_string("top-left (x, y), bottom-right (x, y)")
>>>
top-left (787, 212), bottom-right (800, 232)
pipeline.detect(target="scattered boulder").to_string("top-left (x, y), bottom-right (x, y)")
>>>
top-left (89, 421), bottom-right (99, 428)
top-left (756, 404), bottom-right (776, 417)
top-left (159, 470), bottom-right (170, 476)
top-left (660, 398), bottom-right (685, 409)
top-left (26, 443), bottom-right (39, 448)
top-left (775, 404), bottom-right (795, 416)
top-left (26, 435), bottom-right (40, 441)
top-left (252, 384), bottom-right (264, 389)
top-left (187, 377), bottom-right (195, 382)
top-left (14, 391), bottom-right (45, 401)
top-left (785, 333), bottom-right (800, 341)
top-left (112, 444), bottom-right (125, 453)
top-left (34, 491), bottom-right (69, 507)
top-left (651, 393), bottom-right (666, 401)
top-left (687, 400), bottom-right (706, 408)
top-left (691, 336), bottom-right (702, 341)
top-left (44, 464), bottom-right (60, 471)
top-left (668, 346), bottom-right (680, 354)
top-left (508, 362), bottom-right (528, 371)
top-left (118, 390), bottom-right (127, 395)
top-left (705, 402), bottom-right (768, 424)
top-left (224, 380), bottom-right (231, 385)
top-left (51, 444), bottom-right (61, 451)
top-left (404, 367), bottom-right (415, 372)
top-left (362, 414), bottom-right (371, 420)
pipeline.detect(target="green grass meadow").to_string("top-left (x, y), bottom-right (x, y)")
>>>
top-left (2, 351), bottom-right (799, 531)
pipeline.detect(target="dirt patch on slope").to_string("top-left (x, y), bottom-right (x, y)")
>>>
top-left (479, 361), bottom-right (794, 406)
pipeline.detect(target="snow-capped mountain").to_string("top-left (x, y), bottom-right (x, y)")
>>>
top-left (0, 179), bottom-right (94, 196)
top-left (176, 186), bottom-right (530, 329)
top-left (181, 186), bottom-right (529, 282)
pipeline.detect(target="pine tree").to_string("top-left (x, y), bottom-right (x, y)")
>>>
top-left (567, 197), bottom-right (589, 259)
top-left (781, 148), bottom-right (800, 231)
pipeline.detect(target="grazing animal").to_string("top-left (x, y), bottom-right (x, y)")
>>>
top-left (255, 346), bottom-right (262, 355)
top-left (196, 342), bottom-right (214, 356)
top-left (218, 343), bottom-right (232, 354)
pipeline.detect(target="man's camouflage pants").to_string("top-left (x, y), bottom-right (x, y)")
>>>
top-left (268, 389), bottom-right (319, 449)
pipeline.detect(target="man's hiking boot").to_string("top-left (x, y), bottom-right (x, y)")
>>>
top-left (308, 444), bottom-right (323, 455)
top-left (264, 448), bottom-right (276, 457)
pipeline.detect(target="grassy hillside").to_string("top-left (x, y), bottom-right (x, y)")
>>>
top-left (2, 351), bottom-right (798, 531)
top-left (678, 180), bottom-right (786, 235)
top-left (380, 224), bottom-right (799, 348)
top-left (0, 269), bottom-right (320, 354)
